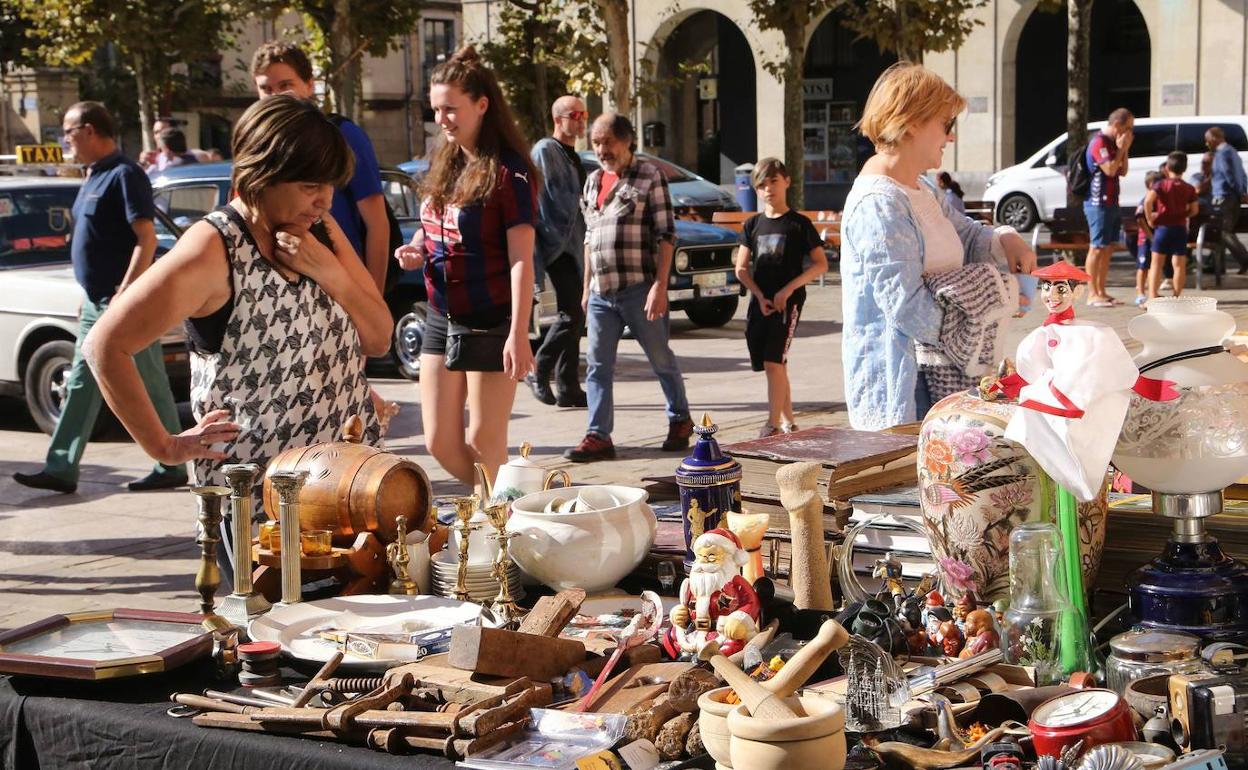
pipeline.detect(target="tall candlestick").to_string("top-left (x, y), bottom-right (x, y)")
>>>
top-left (270, 470), bottom-right (309, 605)
top-left (218, 463), bottom-right (269, 625)
top-left (193, 485), bottom-right (233, 631)
top-left (453, 496), bottom-right (479, 603)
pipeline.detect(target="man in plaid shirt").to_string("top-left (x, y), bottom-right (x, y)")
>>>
top-left (563, 113), bottom-right (693, 462)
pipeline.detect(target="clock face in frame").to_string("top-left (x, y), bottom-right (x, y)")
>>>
top-left (1029, 689), bottom-right (1137, 757)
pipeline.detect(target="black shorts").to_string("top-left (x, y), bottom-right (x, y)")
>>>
top-left (421, 308), bottom-right (511, 371)
top-left (745, 299), bottom-right (802, 371)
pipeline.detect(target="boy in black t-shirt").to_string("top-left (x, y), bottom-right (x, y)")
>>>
top-left (733, 158), bottom-right (829, 437)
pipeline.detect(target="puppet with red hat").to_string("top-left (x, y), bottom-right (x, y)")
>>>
top-left (663, 528), bottom-right (762, 658)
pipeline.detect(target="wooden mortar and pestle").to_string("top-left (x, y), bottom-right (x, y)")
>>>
top-left (698, 619), bottom-right (849, 770)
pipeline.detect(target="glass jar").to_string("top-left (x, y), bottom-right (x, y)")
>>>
top-left (1105, 629), bottom-right (1205, 694)
top-left (1000, 522), bottom-right (1091, 685)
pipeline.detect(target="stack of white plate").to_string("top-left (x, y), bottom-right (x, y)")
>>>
top-left (430, 549), bottom-right (524, 603)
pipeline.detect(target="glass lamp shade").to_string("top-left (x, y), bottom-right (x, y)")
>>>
top-left (1113, 297), bottom-right (1248, 494)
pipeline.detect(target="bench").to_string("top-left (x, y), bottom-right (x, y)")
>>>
top-left (1029, 206), bottom-right (1127, 263)
top-left (711, 209), bottom-right (841, 251)
top-left (963, 199), bottom-right (994, 224)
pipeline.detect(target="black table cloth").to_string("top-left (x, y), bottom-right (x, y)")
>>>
top-left (0, 661), bottom-right (455, 770)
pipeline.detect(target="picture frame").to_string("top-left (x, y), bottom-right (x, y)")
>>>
top-left (0, 609), bottom-right (212, 680)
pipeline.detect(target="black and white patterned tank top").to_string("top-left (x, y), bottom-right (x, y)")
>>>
top-left (191, 207), bottom-right (379, 514)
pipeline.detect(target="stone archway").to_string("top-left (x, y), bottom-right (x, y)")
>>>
top-left (800, 8), bottom-right (897, 210)
top-left (647, 9), bottom-right (757, 184)
top-left (1012, 0), bottom-right (1152, 164)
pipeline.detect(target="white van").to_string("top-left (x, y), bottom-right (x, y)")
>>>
top-left (983, 116), bottom-right (1248, 231)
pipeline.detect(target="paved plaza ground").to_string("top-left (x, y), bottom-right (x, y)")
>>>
top-left (3, 261), bottom-right (1248, 631)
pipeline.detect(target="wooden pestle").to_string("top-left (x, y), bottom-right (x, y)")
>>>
top-left (760, 619), bottom-right (849, 697)
top-left (776, 461), bottom-right (834, 611)
top-left (697, 640), bottom-right (797, 720)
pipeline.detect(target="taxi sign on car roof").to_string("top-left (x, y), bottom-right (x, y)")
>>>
top-left (16, 144), bottom-right (64, 164)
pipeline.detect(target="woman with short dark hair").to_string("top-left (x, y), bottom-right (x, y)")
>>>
top-left (85, 94), bottom-right (392, 504)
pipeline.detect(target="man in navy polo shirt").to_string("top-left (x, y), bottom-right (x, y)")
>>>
top-left (13, 101), bottom-right (186, 494)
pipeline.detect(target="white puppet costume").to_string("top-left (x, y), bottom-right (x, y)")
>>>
top-left (993, 262), bottom-right (1177, 501)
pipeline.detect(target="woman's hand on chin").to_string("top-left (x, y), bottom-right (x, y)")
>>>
top-left (274, 227), bottom-right (338, 281)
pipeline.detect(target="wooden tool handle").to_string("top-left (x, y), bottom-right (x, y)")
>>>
top-left (762, 619), bottom-right (849, 698)
top-left (706, 654), bottom-right (797, 720)
top-left (172, 693), bottom-right (259, 714)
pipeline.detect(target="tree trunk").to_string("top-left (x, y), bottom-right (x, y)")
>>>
top-left (598, 0), bottom-right (632, 115)
top-left (1065, 0), bottom-right (1092, 209)
top-left (329, 0), bottom-right (356, 119)
top-left (782, 25), bottom-right (806, 209)
top-left (133, 53), bottom-right (155, 153)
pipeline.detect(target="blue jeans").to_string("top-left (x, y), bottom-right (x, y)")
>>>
top-left (586, 282), bottom-right (689, 438)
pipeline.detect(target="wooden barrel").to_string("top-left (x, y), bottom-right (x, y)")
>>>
top-left (262, 418), bottom-right (432, 544)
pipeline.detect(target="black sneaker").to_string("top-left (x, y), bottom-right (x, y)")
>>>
top-left (526, 374), bottom-right (556, 405)
top-left (563, 433), bottom-right (616, 463)
top-left (555, 389), bottom-right (588, 408)
top-left (661, 418), bottom-right (694, 451)
top-left (13, 471), bottom-right (76, 494)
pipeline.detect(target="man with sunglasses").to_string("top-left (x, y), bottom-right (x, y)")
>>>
top-left (14, 101), bottom-right (187, 494)
top-left (527, 95), bottom-right (590, 407)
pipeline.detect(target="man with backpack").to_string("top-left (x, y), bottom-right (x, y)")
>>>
top-left (250, 42), bottom-right (392, 292)
top-left (1072, 108), bottom-right (1133, 307)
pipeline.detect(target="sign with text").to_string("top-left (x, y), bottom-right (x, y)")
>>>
top-left (803, 78), bottom-right (834, 100)
top-left (16, 144), bottom-right (64, 164)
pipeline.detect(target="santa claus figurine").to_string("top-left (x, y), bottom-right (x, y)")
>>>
top-left (663, 528), bottom-right (761, 658)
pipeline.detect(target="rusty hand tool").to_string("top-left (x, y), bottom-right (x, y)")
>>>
top-left (170, 693), bottom-right (264, 715)
top-left (201, 690), bottom-right (294, 709)
top-left (366, 718), bottom-right (528, 759)
top-left (291, 650), bottom-right (344, 708)
top-left (322, 672), bottom-right (414, 733)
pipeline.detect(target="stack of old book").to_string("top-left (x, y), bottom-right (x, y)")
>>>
top-left (722, 426), bottom-right (919, 536)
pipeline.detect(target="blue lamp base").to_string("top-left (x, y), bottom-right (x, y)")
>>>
top-left (1128, 538), bottom-right (1248, 643)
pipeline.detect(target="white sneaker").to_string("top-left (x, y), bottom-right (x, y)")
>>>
top-left (781, 422), bottom-right (800, 434)
top-left (1160, 279), bottom-right (1173, 292)
top-left (758, 424), bottom-right (780, 438)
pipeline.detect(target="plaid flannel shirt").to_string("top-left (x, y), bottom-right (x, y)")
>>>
top-left (582, 157), bottom-right (676, 295)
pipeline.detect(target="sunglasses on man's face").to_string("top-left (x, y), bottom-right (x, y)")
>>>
top-left (559, 111), bottom-right (588, 121)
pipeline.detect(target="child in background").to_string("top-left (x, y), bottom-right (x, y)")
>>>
top-left (1134, 171), bottom-right (1159, 306)
top-left (733, 158), bottom-right (829, 437)
top-left (1144, 151), bottom-right (1199, 299)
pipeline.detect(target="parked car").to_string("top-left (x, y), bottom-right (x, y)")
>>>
top-left (149, 162), bottom-right (430, 378)
top-left (983, 115), bottom-right (1248, 231)
top-left (0, 175), bottom-right (188, 435)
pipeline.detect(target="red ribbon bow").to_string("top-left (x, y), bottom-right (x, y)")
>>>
top-left (1044, 307), bottom-right (1076, 326)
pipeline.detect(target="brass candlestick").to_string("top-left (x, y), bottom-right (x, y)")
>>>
top-left (483, 501), bottom-right (524, 625)
top-left (269, 470), bottom-right (309, 605)
top-left (218, 463), bottom-right (270, 626)
top-left (387, 515), bottom-right (420, 595)
top-left (193, 485), bottom-right (233, 632)
top-left (453, 495), bottom-right (480, 602)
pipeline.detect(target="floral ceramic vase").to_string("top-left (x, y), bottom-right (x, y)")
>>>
top-left (918, 390), bottom-right (1107, 603)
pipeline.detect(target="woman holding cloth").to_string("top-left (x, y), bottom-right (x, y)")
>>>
top-left (394, 46), bottom-right (536, 487)
top-left (841, 63), bottom-right (1038, 430)
top-left (84, 95), bottom-right (392, 501)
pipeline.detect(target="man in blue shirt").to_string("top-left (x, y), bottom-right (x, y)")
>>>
top-left (250, 42), bottom-right (389, 291)
top-left (1205, 126), bottom-right (1248, 274)
top-left (14, 102), bottom-right (186, 494)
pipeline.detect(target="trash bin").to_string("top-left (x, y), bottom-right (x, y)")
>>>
top-left (734, 163), bottom-right (757, 212)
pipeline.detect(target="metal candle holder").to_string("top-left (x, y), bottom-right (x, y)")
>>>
top-left (269, 470), bottom-right (309, 605)
top-left (483, 501), bottom-right (523, 625)
top-left (387, 515), bottom-right (420, 595)
top-left (217, 463), bottom-right (270, 626)
top-left (193, 485), bottom-right (233, 632)
top-left (453, 495), bottom-right (480, 603)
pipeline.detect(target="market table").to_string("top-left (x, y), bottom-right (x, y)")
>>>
top-left (0, 661), bottom-right (458, 770)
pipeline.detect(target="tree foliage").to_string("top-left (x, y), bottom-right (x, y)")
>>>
top-left (12, 0), bottom-right (244, 150)
top-left (477, 0), bottom-right (609, 142)
top-left (839, 0), bottom-right (988, 63)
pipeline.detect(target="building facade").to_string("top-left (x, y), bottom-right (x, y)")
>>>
top-left (464, 0), bottom-right (1248, 207)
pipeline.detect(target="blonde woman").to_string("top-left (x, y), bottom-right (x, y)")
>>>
top-left (841, 62), bottom-right (1037, 430)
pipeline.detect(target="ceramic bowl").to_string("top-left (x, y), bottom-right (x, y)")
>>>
top-left (727, 693), bottom-right (846, 770)
top-left (508, 486), bottom-right (655, 593)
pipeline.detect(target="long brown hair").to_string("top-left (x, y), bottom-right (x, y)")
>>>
top-left (422, 45), bottom-right (539, 212)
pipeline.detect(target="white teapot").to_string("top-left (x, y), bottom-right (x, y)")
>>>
top-left (475, 442), bottom-right (571, 504)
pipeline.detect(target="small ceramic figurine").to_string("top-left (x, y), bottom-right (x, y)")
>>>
top-left (937, 620), bottom-right (965, 657)
top-left (663, 528), bottom-right (761, 657)
top-left (872, 552), bottom-right (906, 607)
top-left (926, 606), bottom-right (954, 650)
top-left (953, 591), bottom-right (978, 625)
top-left (992, 261), bottom-right (1177, 501)
top-left (959, 608), bottom-right (1000, 658)
top-left (921, 591), bottom-right (946, 633)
